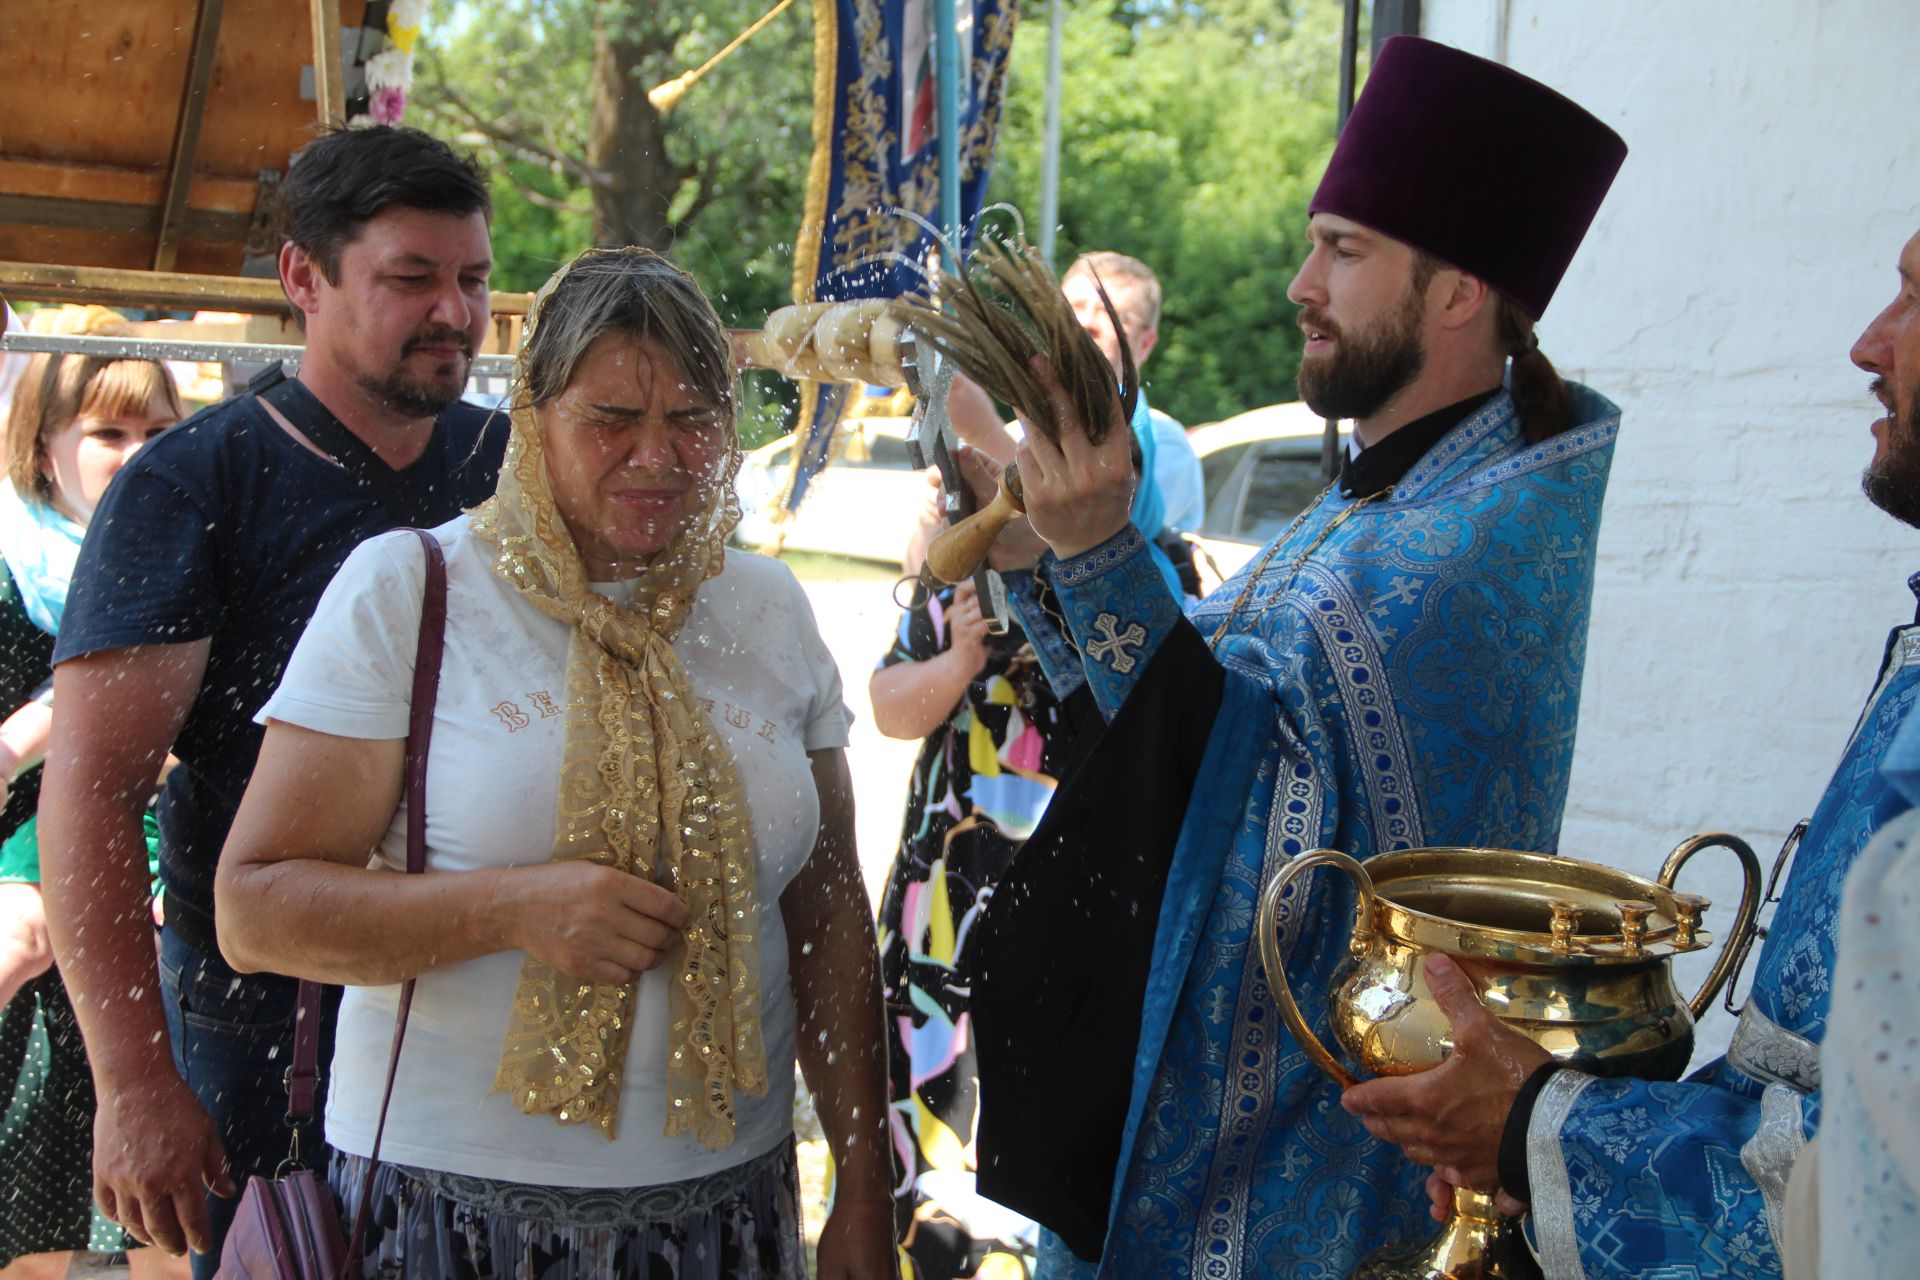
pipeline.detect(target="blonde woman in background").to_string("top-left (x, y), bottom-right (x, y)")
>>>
top-left (0, 306), bottom-right (184, 1279)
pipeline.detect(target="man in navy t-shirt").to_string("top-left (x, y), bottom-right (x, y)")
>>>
top-left (39, 126), bottom-right (507, 1274)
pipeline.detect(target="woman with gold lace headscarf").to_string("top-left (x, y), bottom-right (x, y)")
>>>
top-left (216, 249), bottom-right (895, 1279)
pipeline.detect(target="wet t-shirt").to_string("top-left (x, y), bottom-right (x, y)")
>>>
top-left (53, 393), bottom-right (507, 950)
top-left (259, 524), bottom-right (851, 1184)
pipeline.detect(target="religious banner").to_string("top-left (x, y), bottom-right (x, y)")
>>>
top-left (779, 0), bottom-right (1018, 513)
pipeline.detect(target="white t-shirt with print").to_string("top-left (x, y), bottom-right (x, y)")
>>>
top-left (257, 518), bottom-right (851, 1187)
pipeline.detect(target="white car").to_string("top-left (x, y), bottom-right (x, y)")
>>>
top-left (733, 416), bottom-right (928, 564)
top-left (1186, 402), bottom-right (1347, 593)
top-left (733, 403), bottom-right (1347, 582)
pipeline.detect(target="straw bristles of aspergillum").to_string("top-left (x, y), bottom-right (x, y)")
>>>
top-left (892, 236), bottom-right (1138, 447)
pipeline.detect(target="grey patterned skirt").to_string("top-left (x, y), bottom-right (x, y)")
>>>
top-left (328, 1138), bottom-right (806, 1280)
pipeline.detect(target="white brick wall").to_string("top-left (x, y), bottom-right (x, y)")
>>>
top-left (1418, 0), bottom-right (1920, 1060)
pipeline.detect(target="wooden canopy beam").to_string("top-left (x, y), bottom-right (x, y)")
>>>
top-left (0, 195), bottom-right (249, 242)
top-left (154, 0), bottom-right (229, 272)
top-left (0, 157), bottom-right (258, 217)
top-left (310, 0), bottom-right (347, 127)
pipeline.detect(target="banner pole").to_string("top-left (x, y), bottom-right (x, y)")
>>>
top-left (934, 0), bottom-right (963, 263)
top-left (1037, 0), bottom-right (1063, 268)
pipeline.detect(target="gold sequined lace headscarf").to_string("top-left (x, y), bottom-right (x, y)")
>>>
top-left (469, 249), bottom-right (765, 1148)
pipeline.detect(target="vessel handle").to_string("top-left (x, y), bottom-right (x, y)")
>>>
top-left (1658, 831), bottom-right (1764, 1020)
top-left (1258, 848), bottom-right (1374, 1090)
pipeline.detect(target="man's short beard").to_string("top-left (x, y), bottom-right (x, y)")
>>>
top-left (1863, 383), bottom-right (1920, 528)
top-left (1297, 287), bottom-right (1427, 422)
top-left (356, 366), bottom-right (466, 419)
top-left (356, 330), bottom-right (472, 419)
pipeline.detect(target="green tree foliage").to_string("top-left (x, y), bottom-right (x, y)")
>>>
top-left (415, 0), bottom-right (816, 444)
top-left (414, 0), bottom-right (1348, 438)
top-left (416, 0), bottom-right (810, 316)
top-left (990, 1), bottom-right (1348, 426)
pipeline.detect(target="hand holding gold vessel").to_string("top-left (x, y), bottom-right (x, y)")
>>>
top-left (1341, 952), bottom-right (1549, 1194)
top-left (1256, 839), bottom-right (1764, 1280)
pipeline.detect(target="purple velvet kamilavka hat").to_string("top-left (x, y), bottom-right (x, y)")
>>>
top-left (1310, 36), bottom-right (1628, 320)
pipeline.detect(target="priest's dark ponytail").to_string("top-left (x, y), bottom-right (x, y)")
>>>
top-left (1497, 295), bottom-right (1571, 443)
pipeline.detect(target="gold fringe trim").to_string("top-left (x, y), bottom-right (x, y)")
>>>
top-left (774, 0), bottom-right (845, 519)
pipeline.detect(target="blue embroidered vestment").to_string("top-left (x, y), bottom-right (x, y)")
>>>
top-left (1003, 388), bottom-right (1620, 1279)
top-left (1524, 624), bottom-right (1920, 1279)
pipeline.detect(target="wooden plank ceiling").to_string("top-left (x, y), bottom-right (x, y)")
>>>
top-left (0, 0), bottom-right (370, 277)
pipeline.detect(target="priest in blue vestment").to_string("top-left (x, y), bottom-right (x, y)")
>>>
top-left (1344, 223), bottom-right (1920, 1279)
top-left (959, 37), bottom-right (1629, 1280)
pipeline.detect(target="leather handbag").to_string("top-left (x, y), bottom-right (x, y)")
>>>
top-left (217, 528), bottom-right (447, 1280)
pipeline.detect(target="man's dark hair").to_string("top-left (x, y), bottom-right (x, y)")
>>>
top-left (275, 126), bottom-right (491, 283)
top-left (1410, 248), bottom-right (1572, 444)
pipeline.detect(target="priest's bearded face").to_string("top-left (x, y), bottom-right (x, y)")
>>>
top-left (1854, 230), bottom-right (1920, 528)
top-left (1288, 214), bottom-right (1432, 421)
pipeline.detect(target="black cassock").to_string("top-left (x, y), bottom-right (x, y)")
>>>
top-left (967, 619), bottom-right (1223, 1261)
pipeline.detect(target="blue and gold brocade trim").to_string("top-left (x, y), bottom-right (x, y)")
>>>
top-left (1043, 524), bottom-right (1184, 722)
top-left (1002, 567), bottom-right (1087, 699)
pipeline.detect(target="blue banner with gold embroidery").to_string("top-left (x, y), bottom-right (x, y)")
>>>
top-left (780, 0), bottom-right (1018, 513)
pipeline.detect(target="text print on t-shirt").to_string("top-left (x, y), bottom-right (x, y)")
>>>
top-left (489, 691), bottom-right (781, 744)
top-left (489, 690), bottom-right (564, 731)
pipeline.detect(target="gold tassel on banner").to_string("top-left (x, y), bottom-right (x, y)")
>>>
top-left (647, 0), bottom-right (800, 114)
top-left (769, 0), bottom-right (843, 526)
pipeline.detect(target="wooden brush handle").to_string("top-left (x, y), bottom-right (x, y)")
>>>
top-left (924, 464), bottom-right (1026, 586)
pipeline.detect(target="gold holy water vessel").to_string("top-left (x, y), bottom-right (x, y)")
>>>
top-left (1258, 835), bottom-right (1764, 1280)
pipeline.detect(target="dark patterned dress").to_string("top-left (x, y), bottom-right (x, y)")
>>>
top-left (331, 1139), bottom-right (805, 1280)
top-left (875, 589), bottom-right (1079, 1280)
top-left (0, 556), bottom-right (132, 1267)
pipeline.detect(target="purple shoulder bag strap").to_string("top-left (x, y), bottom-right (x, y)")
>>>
top-left (281, 528), bottom-right (446, 1278)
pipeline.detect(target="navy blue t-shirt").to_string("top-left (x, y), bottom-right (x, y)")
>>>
top-left (54, 392), bottom-right (507, 948)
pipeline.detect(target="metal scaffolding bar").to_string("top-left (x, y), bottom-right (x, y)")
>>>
top-left (2, 330), bottom-right (515, 379)
top-left (0, 260), bottom-right (534, 319)
top-left (1323, 0), bottom-right (1365, 483)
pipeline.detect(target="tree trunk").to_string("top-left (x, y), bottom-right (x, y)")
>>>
top-left (587, 7), bottom-right (691, 250)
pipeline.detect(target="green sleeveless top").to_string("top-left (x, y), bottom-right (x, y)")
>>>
top-left (0, 560), bottom-right (162, 887)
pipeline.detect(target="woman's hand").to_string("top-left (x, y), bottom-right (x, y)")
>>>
top-left (901, 468), bottom-right (945, 579)
top-left (505, 862), bottom-right (692, 986)
top-left (953, 445), bottom-right (1050, 573)
top-left (0, 881), bottom-right (54, 1007)
top-left (946, 580), bottom-right (990, 675)
top-left (946, 372), bottom-right (1020, 466)
top-left (869, 579), bottom-right (996, 740)
top-left (815, 1193), bottom-right (899, 1280)
top-left (220, 724), bottom-right (694, 988)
